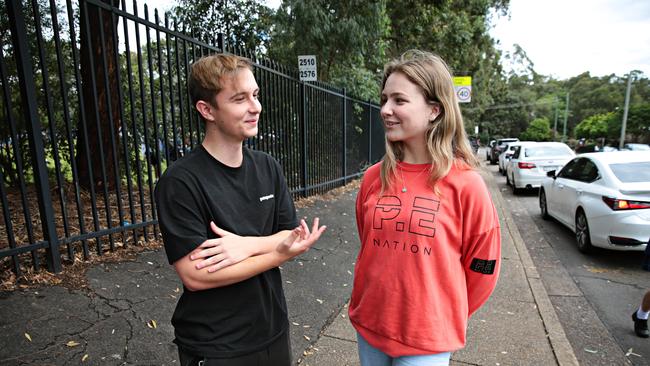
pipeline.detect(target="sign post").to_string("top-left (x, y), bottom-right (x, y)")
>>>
top-left (453, 76), bottom-right (472, 103)
top-left (298, 55), bottom-right (317, 81)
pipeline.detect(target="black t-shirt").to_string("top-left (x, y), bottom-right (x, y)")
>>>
top-left (154, 145), bottom-right (298, 358)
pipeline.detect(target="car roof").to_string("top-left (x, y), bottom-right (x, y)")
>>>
top-left (580, 151), bottom-right (650, 164)
top-left (521, 141), bottom-right (570, 149)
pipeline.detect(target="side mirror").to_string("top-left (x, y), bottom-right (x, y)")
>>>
top-left (546, 170), bottom-right (556, 178)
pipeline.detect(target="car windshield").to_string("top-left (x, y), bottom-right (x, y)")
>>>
top-left (609, 162), bottom-right (650, 182)
top-left (524, 146), bottom-right (571, 157)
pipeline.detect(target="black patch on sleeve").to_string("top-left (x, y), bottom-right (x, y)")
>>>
top-left (470, 258), bottom-right (497, 275)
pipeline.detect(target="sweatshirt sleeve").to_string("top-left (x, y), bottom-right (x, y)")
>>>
top-left (460, 173), bottom-right (501, 317)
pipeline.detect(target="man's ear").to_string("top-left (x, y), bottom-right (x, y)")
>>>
top-left (195, 100), bottom-right (214, 121)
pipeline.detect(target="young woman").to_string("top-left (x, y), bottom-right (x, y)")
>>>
top-left (349, 50), bottom-right (501, 366)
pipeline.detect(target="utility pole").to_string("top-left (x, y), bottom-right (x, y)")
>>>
top-left (619, 73), bottom-right (633, 149)
top-left (553, 96), bottom-right (559, 141)
top-left (562, 92), bottom-right (570, 142)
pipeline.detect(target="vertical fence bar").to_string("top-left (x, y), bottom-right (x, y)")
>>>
top-left (300, 82), bottom-right (308, 197)
top-left (342, 88), bottom-right (347, 184)
top-left (368, 103), bottom-right (372, 164)
top-left (155, 10), bottom-right (170, 164)
top-left (66, 0), bottom-right (94, 258)
top-left (133, 0), bottom-right (153, 240)
top-left (0, 170), bottom-right (20, 274)
top-left (144, 5), bottom-right (159, 237)
top-left (50, 0), bottom-right (88, 259)
top-left (7, 0), bottom-right (61, 272)
top-left (31, 0), bottom-right (71, 251)
top-left (119, 0), bottom-right (138, 245)
top-left (82, 1), bottom-right (115, 252)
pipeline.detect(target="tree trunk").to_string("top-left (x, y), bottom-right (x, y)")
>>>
top-left (76, 0), bottom-right (121, 191)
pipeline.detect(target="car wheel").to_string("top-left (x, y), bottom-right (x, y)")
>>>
top-left (511, 176), bottom-right (520, 194)
top-left (539, 189), bottom-right (550, 220)
top-left (575, 210), bottom-right (593, 253)
top-left (506, 173), bottom-right (511, 186)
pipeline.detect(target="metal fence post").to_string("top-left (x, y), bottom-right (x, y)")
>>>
top-left (300, 82), bottom-right (308, 197)
top-left (7, 0), bottom-right (61, 272)
top-left (342, 88), bottom-right (347, 185)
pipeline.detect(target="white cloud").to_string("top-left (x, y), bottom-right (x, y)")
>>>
top-left (490, 0), bottom-right (650, 79)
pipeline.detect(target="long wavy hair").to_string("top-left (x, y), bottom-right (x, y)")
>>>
top-left (379, 50), bottom-right (478, 193)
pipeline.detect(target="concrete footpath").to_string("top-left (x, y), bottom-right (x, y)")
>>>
top-left (0, 162), bottom-right (579, 365)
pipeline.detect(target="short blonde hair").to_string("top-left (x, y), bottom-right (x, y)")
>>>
top-left (188, 54), bottom-right (252, 108)
top-left (379, 50), bottom-right (478, 192)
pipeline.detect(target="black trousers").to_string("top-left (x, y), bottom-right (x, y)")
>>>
top-left (178, 332), bottom-right (291, 366)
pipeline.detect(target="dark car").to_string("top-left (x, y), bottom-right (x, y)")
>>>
top-left (490, 137), bottom-right (519, 164)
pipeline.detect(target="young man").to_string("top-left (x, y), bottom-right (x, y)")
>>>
top-left (155, 54), bottom-right (326, 365)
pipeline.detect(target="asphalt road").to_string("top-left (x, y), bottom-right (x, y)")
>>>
top-left (483, 153), bottom-right (649, 365)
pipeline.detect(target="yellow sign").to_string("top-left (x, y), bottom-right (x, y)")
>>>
top-left (453, 76), bottom-right (472, 103)
top-left (453, 76), bottom-right (472, 86)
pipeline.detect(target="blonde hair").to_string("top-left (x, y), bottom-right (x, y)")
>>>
top-left (188, 54), bottom-right (253, 109)
top-left (379, 50), bottom-right (478, 192)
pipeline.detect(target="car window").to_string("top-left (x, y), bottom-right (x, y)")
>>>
top-left (512, 146), bottom-right (522, 159)
top-left (575, 159), bottom-right (600, 182)
top-left (524, 145), bottom-right (572, 157)
top-left (557, 158), bottom-right (585, 180)
top-left (609, 162), bottom-right (650, 182)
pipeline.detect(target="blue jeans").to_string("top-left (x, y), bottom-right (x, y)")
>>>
top-left (357, 333), bottom-right (451, 366)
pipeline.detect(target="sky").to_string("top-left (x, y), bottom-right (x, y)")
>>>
top-left (490, 0), bottom-right (650, 79)
top-left (138, 0), bottom-right (650, 80)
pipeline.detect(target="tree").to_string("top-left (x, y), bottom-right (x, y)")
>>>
top-left (575, 112), bottom-right (613, 140)
top-left (170, 0), bottom-right (275, 56)
top-left (76, 0), bottom-right (121, 190)
top-left (520, 117), bottom-right (551, 141)
top-left (269, 0), bottom-right (389, 101)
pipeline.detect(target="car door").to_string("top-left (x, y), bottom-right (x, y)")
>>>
top-left (550, 158), bottom-right (586, 225)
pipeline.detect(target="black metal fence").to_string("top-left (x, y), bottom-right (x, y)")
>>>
top-left (0, 0), bottom-right (384, 274)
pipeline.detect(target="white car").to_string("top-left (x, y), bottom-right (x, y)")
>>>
top-left (539, 151), bottom-right (650, 253)
top-left (498, 141), bottom-right (534, 175)
top-left (506, 142), bottom-right (575, 193)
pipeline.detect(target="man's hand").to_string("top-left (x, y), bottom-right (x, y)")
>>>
top-left (190, 222), bottom-right (256, 273)
top-left (275, 218), bottom-right (326, 261)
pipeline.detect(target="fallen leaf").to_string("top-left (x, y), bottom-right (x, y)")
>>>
top-left (316, 299), bottom-right (323, 304)
top-left (66, 341), bottom-right (80, 347)
top-left (24, 333), bottom-right (32, 342)
top-left (584, 348), bottom-right (598, 354)
top-left (82, 354), bottom-right (89, 362)
top-left (303, 335), bottom-right (310, 341)
top-left (292, 322), bottom-right (300, 326)
top-left (147, 320), bottom-right (157, 329)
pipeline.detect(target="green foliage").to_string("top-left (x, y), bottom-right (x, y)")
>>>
top-left (269, 0), bottom-right (389, 101)
top-left (520, 117), bottom-right (551, 141)
top-left (170, 0), bottom-right (274, 55)
top-left (575, 112), bottom-right (614, 139)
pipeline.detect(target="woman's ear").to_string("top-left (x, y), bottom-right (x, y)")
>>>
top-left (195, 100), bottom-right (215, 121)
top-left (429, 102), bottom-right (441, 121)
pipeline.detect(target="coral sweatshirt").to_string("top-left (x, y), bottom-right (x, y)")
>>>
top-left (349, 161), bottom-right (501, 356)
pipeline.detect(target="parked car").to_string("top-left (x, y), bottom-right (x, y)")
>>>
top-left (468, 137), bottom-right (480, 154)
top-left (498, 141), bottom-right (534, 175)
top-left (623, 143), bottom-right (650, 151)
top-left (506, 142), bottom-right (575, 193)
top-left (486, 139), bottom-right (496, 161)
top-left (489, 137), bottom-right (519, 165)
top-left (539, 151), bottom-right (650, 253)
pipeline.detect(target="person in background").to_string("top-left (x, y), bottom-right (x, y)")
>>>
top-left (155, 54), bottom-right (326, 366)
top-left (633, 290), bottom-right (650, 338)
top-left (349, 50), bottom-right (501, 366)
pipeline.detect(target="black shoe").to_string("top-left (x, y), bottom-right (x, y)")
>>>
top-left (632, 311), bottom-right (649, 338)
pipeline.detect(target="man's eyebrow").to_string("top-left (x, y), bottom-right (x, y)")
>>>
top-left (228, 89), bottom-right (259, 100)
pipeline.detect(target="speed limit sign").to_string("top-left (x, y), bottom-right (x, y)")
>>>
top-left (453, 76), bottom-right (472, 103)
